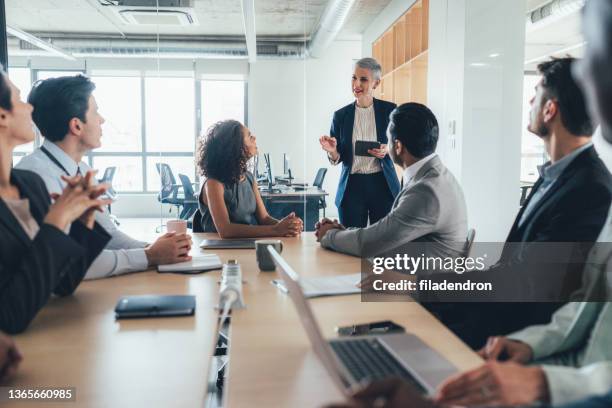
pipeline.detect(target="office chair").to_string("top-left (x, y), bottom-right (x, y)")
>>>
top-left (98, 166), bottom-right (119, 225)
top-left (155, 163), bottom-right (185, 230)
top-left (313, 168), bottom-right (328, 217)
top-left (192, 209), bottom-right (204, 233)
top-left (178, 174), bottom-right (199, 227)
top-left (464, 228), bottom-right (476, 257)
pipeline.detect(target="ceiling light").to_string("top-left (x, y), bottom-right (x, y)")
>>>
top-left (7, 25), bottom-right (76, 61)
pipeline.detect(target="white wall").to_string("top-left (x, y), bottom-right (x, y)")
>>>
top-left (360, 0), bottom-right (526, 242)
top-left (249, 40), bottom-right (362, 219)
top-left (429, 0), bottom-right (526, 241)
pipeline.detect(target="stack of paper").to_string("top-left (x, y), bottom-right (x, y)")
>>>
top-left (272, 273), bottom-right (361, 298)
top-left (158, 254), bottom-right (223, 274)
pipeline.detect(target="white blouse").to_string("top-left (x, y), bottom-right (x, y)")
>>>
top-left (351, 104), bottom-right (382, 175)
top-left (2, 198), bottom-right (40, 240)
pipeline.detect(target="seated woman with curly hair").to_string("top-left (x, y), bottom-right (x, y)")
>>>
top-left (196, 120), bottom-right (303, 238)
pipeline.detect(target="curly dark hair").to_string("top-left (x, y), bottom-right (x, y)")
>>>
top-left (196, 119), bottom-right (249, 185)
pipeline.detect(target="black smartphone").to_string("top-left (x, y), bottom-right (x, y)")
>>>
top-left (335, 320), bottom-right (405, 337)
top-left (355, 141), bottom-right (381, 157)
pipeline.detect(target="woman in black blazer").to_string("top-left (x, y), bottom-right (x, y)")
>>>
top-left (0, 70), bottom-right (112, 334)
top-left (320, 58), bottom-right (400, 228)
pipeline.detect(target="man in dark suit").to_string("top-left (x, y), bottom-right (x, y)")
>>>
top-left (423, 57), bottom-right (612, 348)
top-left (320, 58), bottom-right (400, 228)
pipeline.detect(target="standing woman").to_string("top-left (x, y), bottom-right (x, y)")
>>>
top-left (320, 58), bottom-right (400, 228)
top-left (0, 69), bottom-right (112, 334)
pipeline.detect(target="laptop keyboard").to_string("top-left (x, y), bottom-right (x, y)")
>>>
top-left (330, 338), bottom-right (427, 394)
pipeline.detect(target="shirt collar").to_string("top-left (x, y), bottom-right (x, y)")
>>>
top-left (403, 153), bottom-right (437, 184)
top-left (539, 142), bottom-right (593, 181)
top-left (42, 139), bottom-right (81, 176)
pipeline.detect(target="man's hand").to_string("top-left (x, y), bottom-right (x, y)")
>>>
top-left (45, 173), bottom-right (112, 231)
top-left (0, 332), bottom-right (22, 383)
top-left (478, 336), bottom-right (533, 363)
top-left (325, 378), bottom-right (434, 408)
top-left (435, 361), bottom-right (549, 406)
top-left (368, 144), bottom-right (388, 159)
top-left (145, 232), bottom-right (193, 266)
top-left (315, 218), bottom-right (344, 242)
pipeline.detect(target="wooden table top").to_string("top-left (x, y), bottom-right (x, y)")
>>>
top-left (5, 233), bottom-right (481, 408)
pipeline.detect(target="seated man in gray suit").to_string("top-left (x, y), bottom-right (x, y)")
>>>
top-left (326, 1), bottom-right (612, 406)
top-left (315, 103), bottom-right (467, 260)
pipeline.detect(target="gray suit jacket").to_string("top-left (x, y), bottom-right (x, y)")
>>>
top-left (321, 156), bottom-right (468, 260)
top-left (509, 209), bottom-right (612, 405)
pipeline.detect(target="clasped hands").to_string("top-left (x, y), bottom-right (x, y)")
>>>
top-left (44, 170), bottom-right (112, 231)
top-left (315, 217), bottom-right (346, 242)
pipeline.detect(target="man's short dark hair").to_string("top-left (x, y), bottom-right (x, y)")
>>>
top-left (28, 75), bottom-right (96, 142)
top-left (538, 58), bottom-right (594, 136)
top-left (388, 103), bottom-right (438, 159)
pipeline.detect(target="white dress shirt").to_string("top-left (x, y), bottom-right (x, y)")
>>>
top-left (402, 153), bottom-right (437, 188)
top-left (16, 140), bottom-right (149, 279)
top-left (351, 104), bottom-right (382, 174)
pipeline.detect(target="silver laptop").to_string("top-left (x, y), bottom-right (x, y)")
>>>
top-left (268, 246), bottom-right (458, 397)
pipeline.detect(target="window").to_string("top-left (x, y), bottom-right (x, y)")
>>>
top-left (36, 70), bottom-right (84, 81)
top-left (9, 67), bottom-right (33, 155)
top-left (201, 80), bottom-right (245, 134)
top-left (92, 76), bottom-right (142, 152)
top-left (520, 74), bottom-right (546, 183)
top-left (145, 77), bottom-right (195, 152)
top-left (6, 70), bottom-right (246, 193)
top-left (91, 156), bottom-right (143, 192)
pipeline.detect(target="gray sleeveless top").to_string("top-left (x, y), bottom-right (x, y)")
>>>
top-left (199, 171), bottom-right (258, 233)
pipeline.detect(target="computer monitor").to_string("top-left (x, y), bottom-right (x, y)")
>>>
top-left (264, 153), bottom-right (274, 188)
top-left (283, 153), bottom-right (290, 175)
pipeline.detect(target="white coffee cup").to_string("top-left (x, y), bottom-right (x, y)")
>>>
top-left (167, 219), bottom-right (188, 234)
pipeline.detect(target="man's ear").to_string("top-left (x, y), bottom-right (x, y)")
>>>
top-left (542, 99), bottom-right (558, 123)
top-left (68, 117), bottom-right (83, 136)
top-left (0, 107), bottom-right (10, 131)
top-left (373, 79), bottom-right (381, 90)
top-left (394, 139), bottom-right (403, 156)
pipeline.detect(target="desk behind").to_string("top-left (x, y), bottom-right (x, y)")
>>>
top-left (260, 188), bottom-right (329, 231)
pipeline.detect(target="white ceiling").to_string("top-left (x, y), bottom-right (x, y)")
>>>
top-left (5, 0), bottom-right (392, 39)
top-left (524, 0), bottom-right (585, 70)
top-left (6, 0), bottom-right (586, 65)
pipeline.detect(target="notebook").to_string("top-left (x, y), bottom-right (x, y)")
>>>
top-left (114, 295), bottom-right (196, 319)
top-left (157, 254), bottom-right (222, 274)
top-left (199, 239), bottom-right (256, 249)
top-left (271, 273), bottom-right (361, 298)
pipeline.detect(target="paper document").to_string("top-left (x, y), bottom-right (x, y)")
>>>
top-left (158, 254), bottom-right (223, 273)
top-left (272, 273), bottom-right (361, 298)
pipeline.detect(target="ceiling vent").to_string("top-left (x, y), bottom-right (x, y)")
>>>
top-left (110, 0), bottom-right (198, 26)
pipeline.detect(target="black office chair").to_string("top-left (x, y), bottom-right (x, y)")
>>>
top-left (98, 166), bottom-right (117, 198)
top-left (313, 168), bottom-right (328, 217)
top-left (464, 228), bottom-right (476, 257)
top-left (192, 209), bottom-right (204, 233)
top-left (155, 163), bottom-right (185, 220)
top-left (178, 174), bottom-right (199, 226)
top-left (97, 166), bottom-right (119, 225)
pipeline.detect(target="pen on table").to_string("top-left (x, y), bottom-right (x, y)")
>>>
top-left (271, 279), bottom-right (289, 294)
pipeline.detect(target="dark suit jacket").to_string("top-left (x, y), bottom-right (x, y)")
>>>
top-left (0, 169), bottom-right (110, 334)
top-left (330, 98), bottom-right (401, 207)
top-left (423, 146), bottom-right (612, 348)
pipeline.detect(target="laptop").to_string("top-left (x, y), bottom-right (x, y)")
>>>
top-left (267, 246), bottom-right (458, 397)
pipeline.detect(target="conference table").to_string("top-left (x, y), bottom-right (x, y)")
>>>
top-left (6, 233), bottom-right (482, 408)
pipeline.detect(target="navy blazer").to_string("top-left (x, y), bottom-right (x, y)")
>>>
top-left (0, 169), bottom-right (111, 334)
top-left (329, 98), bottom-right (401, 207)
